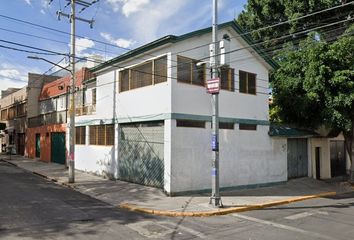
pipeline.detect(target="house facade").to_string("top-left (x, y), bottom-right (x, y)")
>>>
top-left (26, 68), bottom-right (93, 164)
top-left (72, 21), bottom-right (288, 194)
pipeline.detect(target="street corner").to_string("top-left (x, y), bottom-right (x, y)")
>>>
top-left (119, 191), bottom-right (338, 218)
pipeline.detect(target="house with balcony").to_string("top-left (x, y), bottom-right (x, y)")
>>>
top-left (71, 20), bottom-right (292, 195)
top-left (26, 68), bottom-right (94, 164)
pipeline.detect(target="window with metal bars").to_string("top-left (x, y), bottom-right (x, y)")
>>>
top-left (75, 126), bottom-right (86, 145)
top-left (89, 124), bottom-right (114, 145)
top-left (177, 55), bottom-right (205, 86)
top-left (176, 119), bottom-right (205, 128)
top-left (239, 123), bottom-right (257, 131)
top-left (239, 70), bottom-right (256, 94)
top-left (119, 56), bottom-right (167, 92)
top-left (220, 67), bottom-right (235, 91)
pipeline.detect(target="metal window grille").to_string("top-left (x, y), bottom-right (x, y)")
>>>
top-left (176, 119), bottom-right (206, 128)
top-left (239, 123), bottom-right (257, 131)
top-left (219, 122), bottom-right (234, 130)
top-left (89, 124), bottom-right (114, 145)
top-left (75, 126), bottom-right (86, 145)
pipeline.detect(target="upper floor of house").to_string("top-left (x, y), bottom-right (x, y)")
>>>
top-left (80, 20), bottom-right (275, 124)
top-left (28, 68), bottom-right (95, 128)
top-left (0, 87), bottom-right (27, 122)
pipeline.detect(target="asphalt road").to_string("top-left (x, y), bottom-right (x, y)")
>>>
top-left (1, 160), bottom-right (354, 240)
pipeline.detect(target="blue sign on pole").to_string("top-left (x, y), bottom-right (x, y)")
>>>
top-left (212, 134), bottom-right (218, 151)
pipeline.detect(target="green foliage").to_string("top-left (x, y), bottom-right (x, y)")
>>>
top-left (272, 25), bottom-right (354, 133)
top-left (237, 0), bottom-right (351, 49)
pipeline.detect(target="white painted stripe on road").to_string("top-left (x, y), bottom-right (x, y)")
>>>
top-left (285, 211), bottom-right (329, 220)
top-left (285, 211), bottom-right (315, 220)
top-left (233, 214), bottom-right (336, 240)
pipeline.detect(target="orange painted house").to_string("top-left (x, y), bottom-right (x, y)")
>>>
top-left (26, 68), bottom-right (94, 163)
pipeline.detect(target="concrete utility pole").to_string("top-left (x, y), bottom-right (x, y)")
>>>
top-left (210, 0), bottom-right (222, 207)
top-left (57, 0), bottom-right (95, 183)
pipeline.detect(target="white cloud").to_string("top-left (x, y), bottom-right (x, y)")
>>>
top-left (74, 38), bottom-right (95, 56)
top-left (121, 0), bottom-right (150, 17)
top-left (0, 68), bottom-right (27, 94)
top-left (106, 0), bottom-right (150, 17)
top-left (100, 32), bottom-right (135, 48)
top-left (126, 0), bottom-right (189, 42)
top-left (24, 0), bottom-right (31, 5)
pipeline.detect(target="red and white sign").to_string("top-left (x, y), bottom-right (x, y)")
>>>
top-left (206, 78), bottom-right (220, 94)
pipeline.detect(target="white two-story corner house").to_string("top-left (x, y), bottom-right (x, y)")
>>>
top-left (74, 20), bottom-right (287, 195)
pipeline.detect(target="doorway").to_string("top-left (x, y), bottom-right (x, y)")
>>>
top-left (315, 147), bottom-right (321, 179)
top-left (51, 132), bottom-right (66, 165)
top-left (35, 134), bottom-right (40, 158)
top-left (287, 138), bottom-right (308, 179)
top-left (330, 140), bottom-right (346, 177)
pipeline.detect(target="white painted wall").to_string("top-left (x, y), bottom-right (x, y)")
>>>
top-left (74, 71), bottom-right (118, 177)
top-left (170, 122), bottom-right (287, 193)
top-left (170, 27), bottom-right (270, 120)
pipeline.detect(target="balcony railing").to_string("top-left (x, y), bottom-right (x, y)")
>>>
top-left (75, 104), bottom-right (96, 116)
top-left (28, 110), bottom-right (67, 128)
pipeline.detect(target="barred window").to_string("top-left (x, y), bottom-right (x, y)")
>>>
top-left (239, 123), bottom-right (257, 131)
top-left (89, 124), bottom-right (114, 145)
top-left (177, 56), bottom-right (205, 86)
top-left (119, 56), bottom-right (167, 92)
top-left (75, 126), bottom-right (86, 145)
top-left (92, 88), bottom-right (96, 105)
top-left (219, 122), bottom-right (234, 130)
top-left (176, 120), bottom-right (205, 128)
top-left (220, 67), bottom-right (235, 91)
top-left (239, 70), bottom-right (256, 94)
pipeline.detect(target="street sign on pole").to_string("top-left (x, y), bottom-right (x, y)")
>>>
top-left (207, 78), bottom-right (220, 94)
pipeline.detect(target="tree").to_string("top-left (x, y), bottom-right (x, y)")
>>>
top-left (237, 0), bottom-right (353, 52)
top-left (272, 26), bottom-right (354, 181)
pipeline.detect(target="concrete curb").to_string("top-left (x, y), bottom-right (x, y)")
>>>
top-left (120, 191), bottom-right (337, 217)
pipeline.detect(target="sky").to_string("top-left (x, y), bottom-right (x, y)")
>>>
top-left (0, 0), bottom-right (248, 93)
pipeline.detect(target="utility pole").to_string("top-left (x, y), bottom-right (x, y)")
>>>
top-left (209, 0), bottom-right (222, 207)
top-left (56, 0), bottom-right (96, 183)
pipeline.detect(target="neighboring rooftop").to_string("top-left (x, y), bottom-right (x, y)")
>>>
top-left (39, 68), bottom-right (93, 100)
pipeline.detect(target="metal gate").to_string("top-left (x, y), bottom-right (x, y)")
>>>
top-left (287, 138), bottom-right (308, 179)
top-left (330, 140), bottom-right (346, 177)
top-left (119, 121), bottom-right (164, 188)
top-left (51, 132), bottom-right (66, 165)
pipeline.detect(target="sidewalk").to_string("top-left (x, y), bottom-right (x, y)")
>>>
top-left (1, 154), bottom-right (353, 217)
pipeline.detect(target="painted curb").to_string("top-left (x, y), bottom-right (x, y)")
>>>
top-left (120, 191), bottom-right (337, 217)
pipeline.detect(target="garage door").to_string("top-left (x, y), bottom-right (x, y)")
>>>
top-left (119, 121), bottom-right (164, 188)
top-left (287, 138), bottom-right (308, 179)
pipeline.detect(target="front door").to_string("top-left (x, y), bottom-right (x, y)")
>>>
top-left (35, 134), bottom-right (40, 158)
top-left (330, 141), bottom-right (346, 177)
top-left (51, 132), bottom-right (66, 165)
top-left (17, 133), bottom-right (25, 156)
top-left (287, 138), bottom-right (308, 179)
